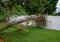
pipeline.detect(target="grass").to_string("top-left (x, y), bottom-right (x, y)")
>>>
top-left (0, 22), bottom-right (60, 42)
top-left (0, 22), bottom-right (8, 28)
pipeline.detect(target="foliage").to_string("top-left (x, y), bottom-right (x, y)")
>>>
top-left (53, 12), bottom-right (60, 16)
top-left (0, 0), bottom-right (58, 16)
top-left (0, 0), bottom-right (27, 16)
top-left (16, 0), bottom-right (58, 15)
top-left (42, 0), bottom-right (58, 15)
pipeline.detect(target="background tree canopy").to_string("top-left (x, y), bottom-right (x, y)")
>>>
top-left (0, 0), bottom-right (58, 16)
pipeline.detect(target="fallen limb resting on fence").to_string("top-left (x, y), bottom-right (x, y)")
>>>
top-left (0, 14), bottom-right (47, 32)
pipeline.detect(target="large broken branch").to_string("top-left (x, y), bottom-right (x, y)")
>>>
top-left (0, 23), bottom-right (13, 32)
top-left (0, 18), bottom-right (28, 32)
top-left (0, 14), bottom-right (47, 32)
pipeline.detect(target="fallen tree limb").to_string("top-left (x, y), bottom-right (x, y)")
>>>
top-left (0, 23), bottom-right (13, 32)
top-left (0, 14), bottom-right (47, 32)
top-left (0, 19), bottom-right (27, 32)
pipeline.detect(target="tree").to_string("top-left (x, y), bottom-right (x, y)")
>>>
top-left (0, 0), bottom-right (27, 16)
top-left (0, 0), bottom-right (27, 22)
top-left (16, 0), bottom-right (58, 15)
top-left (0, 0), bottom-right (58, 16)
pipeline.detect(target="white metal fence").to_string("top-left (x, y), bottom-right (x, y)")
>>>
top-left (47, 16), bottom-right (60, 30)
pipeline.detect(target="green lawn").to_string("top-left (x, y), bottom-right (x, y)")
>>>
top-left (0, 22), bottom-right (60, 42)
top-left (0, 27), bottom-right (60, 42)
